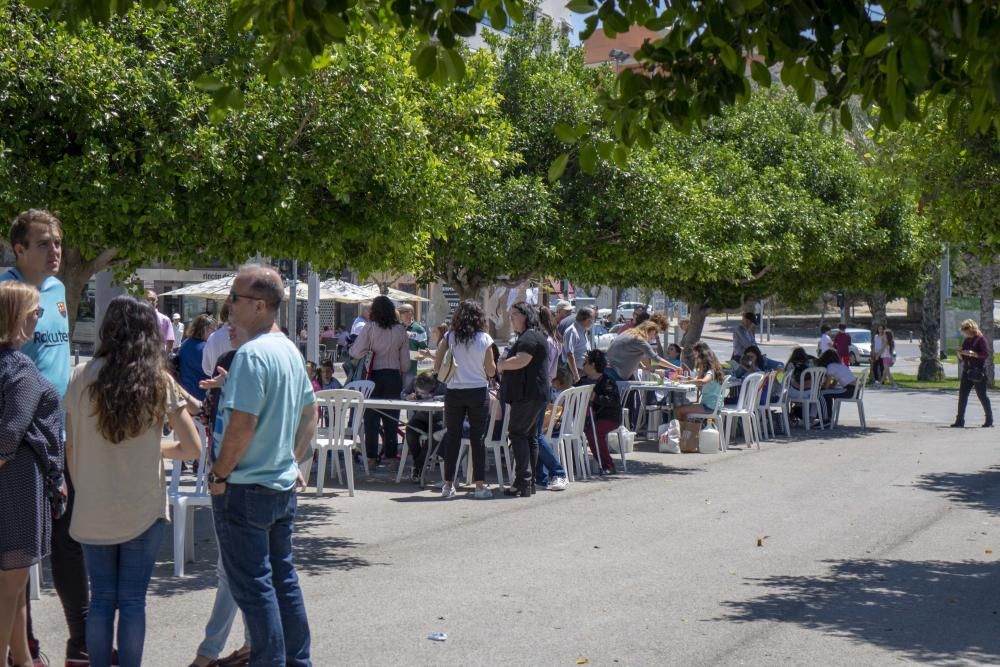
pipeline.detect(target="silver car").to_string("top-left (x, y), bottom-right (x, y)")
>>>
top-left (591, 323), bottom-right (622, 351)
top-left (845, 328), bottom-right (872, 366)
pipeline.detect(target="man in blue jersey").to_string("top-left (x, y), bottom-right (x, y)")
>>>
top-left (2, 210), bottom-right (89, 666)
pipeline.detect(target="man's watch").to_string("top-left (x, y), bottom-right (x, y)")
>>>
top-left (208, 471), bottom-right (229, 485)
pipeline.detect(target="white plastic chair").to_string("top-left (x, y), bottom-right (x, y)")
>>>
top-left (607, 407), bottom-right (634, 472)
top-left (344, 380), bottom-right (375, 398)
top-left (720, 372), bottom-right (766, 449)
top-left (459, 396), bottom-right (513, 489)
top-left (687, 376), bottom-right (738, 450)
top-left (168, 427), bottom-right (211, 577)
top-left (832, 368), bottom-right (869, 428)
top-left (789, 367), bottom-right (828, 430)
top-left (341, 380), bottom-right (374, 475)
top-left (311, 389), bottom-right (365, 497)
top-left (547, 384), bottom-right (594, 481)
top-left (754, 371), bottom-right (779, 441)
top-left (765, 370), bottom-right (794, 439)
top-left (29, 564), bottom-right (40, 600)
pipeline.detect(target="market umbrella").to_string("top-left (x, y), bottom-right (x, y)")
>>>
top-left (160, 275), bottom-right (236, 301)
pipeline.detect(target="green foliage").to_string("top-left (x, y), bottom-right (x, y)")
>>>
top-left (422, 18), bottom-right (605, 295)
top-left (563, 89), bottom-right (904, 308)
top-left (0, 0), bottom-right (507, 282)
top-left (40, 0), bottom-right (1000, 137)
top-left (877, 100), bottom-right (1000, 258)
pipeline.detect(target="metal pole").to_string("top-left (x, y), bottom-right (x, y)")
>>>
top-left (766, 298), bottom-right (772, 342)
top-left (940, 244), bottom-right (949, 356)
top-left (289, 259), bottom-right (298, 341)
top-left (307, 269), bottom-right (319, 363)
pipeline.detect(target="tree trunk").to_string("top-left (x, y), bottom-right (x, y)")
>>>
top-left (57, 246), bottom-right (118, 339)
top-left (680, 301), bottom-right (711, 369)
top-left (866, 292), bottom-right (888, 330)
top-left (918, 263), bottom-right (944, 381)
top-left (978, 257), bottom-right (996, 386)
top-left (453, 283), bottom-right (481, 302)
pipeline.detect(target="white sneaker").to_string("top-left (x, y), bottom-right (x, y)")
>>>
top-left (473, 485), bottom-right (493, 499)
top-left (441, 482), bottom-right (457, 499)
top-left (546, 477), bottom-right (568, 491)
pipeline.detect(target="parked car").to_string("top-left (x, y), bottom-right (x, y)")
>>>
top-left (615, 301), bottom-right (649, 322)
top-left (845, 328), bottom-right (873, 366)
top-left (592, 323), bottom-right (619, 351)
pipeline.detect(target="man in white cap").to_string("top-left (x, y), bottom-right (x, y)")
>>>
top-left (555, 299), bottom-right (575, 336)
top-left (172, 312), bottom-right (184, 350)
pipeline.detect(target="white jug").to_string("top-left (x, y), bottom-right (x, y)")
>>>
top-left (699, 419), bottom-right (721, 454)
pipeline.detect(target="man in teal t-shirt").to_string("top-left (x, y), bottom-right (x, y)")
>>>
top-left (1, 210), bottom-right (87, 663)
top-left (207, 265), bottom-right (316, 665)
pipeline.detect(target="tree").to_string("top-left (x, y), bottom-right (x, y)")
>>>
top-left (877, 101), bottom-right (1000, 379)
top-left (38, 0), bottom-right (1000, 148)
top-left (0, 0), bottom-right (503, 329)
top-left (422, 17), bottom-right (606, 301)
top-left (563, 88), bottom-right (881, 365)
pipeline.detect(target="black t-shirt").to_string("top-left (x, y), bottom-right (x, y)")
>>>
top-left (501, 329), bottom-right (550, 402)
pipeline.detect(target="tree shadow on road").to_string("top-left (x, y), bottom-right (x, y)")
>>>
top-left (915, 466), bottom-right (1000, 516)
top-left (717, 558), bottom-right (1000, 663)
top-left (147, 501), bottom-right (372, 596)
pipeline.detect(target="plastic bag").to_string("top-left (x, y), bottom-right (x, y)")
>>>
top-left (658, 419), bottom-right (681, 453)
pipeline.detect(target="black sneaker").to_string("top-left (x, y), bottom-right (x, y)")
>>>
top-left (64, 643), bottom-right (88, 667)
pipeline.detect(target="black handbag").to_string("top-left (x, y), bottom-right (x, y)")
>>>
top-left (966, 366), bottom-right (987, 384)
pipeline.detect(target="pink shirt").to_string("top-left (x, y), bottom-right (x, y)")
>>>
top-left (349, 322), bottom-right (409, 375)
top-left (157, 311), bottom-right (175, 344)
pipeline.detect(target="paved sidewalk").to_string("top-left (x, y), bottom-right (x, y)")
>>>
top-left (29, 391), bottom-right (1000, 666)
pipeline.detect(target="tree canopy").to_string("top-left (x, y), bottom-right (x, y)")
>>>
top-left (31, 0), bottom-right (1000, 159)
top-left (0, 0), bottom-right (512, 327)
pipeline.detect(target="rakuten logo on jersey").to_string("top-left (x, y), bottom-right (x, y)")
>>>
top-left (34, 331), bottom-right (70, 344)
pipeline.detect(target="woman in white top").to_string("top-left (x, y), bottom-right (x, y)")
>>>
top-left (349, 295), bottom-right (410, 468)
top-left (817, 349), bottom-right (858, 421)
top-left (64, 296), bottom-right (201, 667)
top-left (432, 300), bottom-right (496, 499)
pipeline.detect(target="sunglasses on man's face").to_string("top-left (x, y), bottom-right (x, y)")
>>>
top-left (229, 292), bottom-right (265, 303)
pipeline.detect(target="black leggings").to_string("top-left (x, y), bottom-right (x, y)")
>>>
top-left (443, 387), bottom-right (490, 483)
top-left (509, 398), bottom-right (547, 488)
top-left (957, 369), bottom-right (993, 424)
top-left (27, 471), bottom-right (89, 655)
top-left (364, 369), bottom-right (403, 459)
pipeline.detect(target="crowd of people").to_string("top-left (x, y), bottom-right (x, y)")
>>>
top-left (1, 208), bottom-right (995, 667)
top-left (0, 210), bottom-right (318, 666)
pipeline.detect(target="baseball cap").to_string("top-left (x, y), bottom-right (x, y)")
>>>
top-left (554, 300), bottom-right (573, 312)
top-left (171, 313), bottom-right (181, 321)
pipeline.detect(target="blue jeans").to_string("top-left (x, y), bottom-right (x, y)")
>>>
top-left (196, 554), bottom-right (251, 659)
top-left (81, 519), bottom-right (166, 667)
top-left (534, 402), bottom-right (566, 485)
top-left (212, 484), bottom-right (311, 667)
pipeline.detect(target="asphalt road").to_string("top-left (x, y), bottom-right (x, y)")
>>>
top-left (28, 387), bottom-right (1000, 666)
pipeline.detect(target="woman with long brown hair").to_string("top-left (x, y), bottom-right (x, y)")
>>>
top-left (675, 342), bottom-right (726, 423)
top-left (64, 295), bottom-right (201, 667)
top-left (433, 300), bottom-right (496, 499)
top-left (0, 281), bottom-right (63, 667)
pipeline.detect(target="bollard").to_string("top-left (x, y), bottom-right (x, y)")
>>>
top-left (73, 345), bottom-right (80, 366)
top-left (909, 330), bottom-right (913, 343)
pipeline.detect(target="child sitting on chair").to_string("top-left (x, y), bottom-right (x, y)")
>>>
top-left (402, 371), bottom-right (447, 483)
top-left (576, 349), bottom-right (621, 475)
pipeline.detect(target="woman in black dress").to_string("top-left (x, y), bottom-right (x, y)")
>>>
top-left (0, 281), bottom-right (63, 666)
top-left (498, 302), bottom-right (550, 497)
